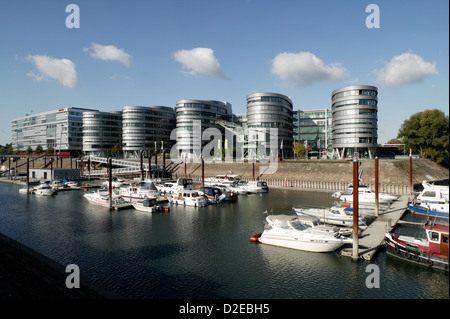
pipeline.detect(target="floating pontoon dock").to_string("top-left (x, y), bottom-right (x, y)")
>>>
top-left (341, 195), bottom-right (410, 261)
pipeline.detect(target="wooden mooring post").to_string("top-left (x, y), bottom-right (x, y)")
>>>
top-left (352, 156), bottom-right (359, 261)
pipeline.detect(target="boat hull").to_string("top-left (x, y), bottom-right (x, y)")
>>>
top-left (258, 235), bottom-right (347, 252)
top-left (408, 204), bottom-right (449, 220)
top-left (170, 198), bottom-right (207, 207)
top-left (132, 203), bottom-right (161, 213)
top-left (294, 207), bottom-right (364, 227)
top-left (385, 233), bottom-right (449, 272)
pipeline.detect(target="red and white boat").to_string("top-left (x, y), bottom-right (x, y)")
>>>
top-left (385, 222), bottom-right (449, 271)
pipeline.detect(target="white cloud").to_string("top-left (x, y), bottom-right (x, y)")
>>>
top-left (271, 51), bottom-right (348, 88)
top-left (173, 47), bottom-right (226, 78)
top-left (374, 52), bottom-right (438, 86)
top-left (83, 43), bottom-right (132, 67)
top-left (26, 55), bottom-right (78, 88)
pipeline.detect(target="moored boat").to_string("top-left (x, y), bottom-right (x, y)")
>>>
top-left (254, 214), bottom-right (352, 252)
top-left (169, 190), bottom-right (208, 207)
top-left (408, 202), bottom-right (449, 220)
top-left (33, 182), bottom-right (56, 196)
top-left (118, 181), bottom-right (160, 202)
top-left (155, 178), bottom-right (194, 195)
top-left (293, 206), bottom-right (366, 228)
top-left (132, 198), bottom-right (164, 213)
top-left (385, 222), bottom-right (449, 271)
top-left (83, 188), bottom-right (127, 207)
top-left (65, 181), bottom-right (78, 188)
top-left (203, 174), bottom-right (241, 186)
top-left (19, 185), bottom-right (34, 194)
top-left (332, 184), bottom-right (397, 204)
top-left (246, 180), bottom-right (269, 193)
top-left (409, 181), bottom-right (449, 219)
top-left (50, 180), bottom-right (65, 190)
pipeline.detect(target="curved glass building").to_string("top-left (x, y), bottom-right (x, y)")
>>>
top-left (82, 111), bottom-right (122, 157)
top-left (246, 92), bottom-right (293, 158)
top-left (175, 100), bottom-right (232, 159)
top-left (122, 106), bottom-right (176, 158)
top-left (331, 85), bottom-right (378, 159)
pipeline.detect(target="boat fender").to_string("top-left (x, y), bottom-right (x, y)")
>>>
top-left (403, 251), bottom-right (411, 259)
top-left (412, 254), bottom-right (420, 262)
top-left (394, 244), bottom-right (400, 254)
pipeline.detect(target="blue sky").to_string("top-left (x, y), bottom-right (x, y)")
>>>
top-left (1, 0), bottom-right (448, 146)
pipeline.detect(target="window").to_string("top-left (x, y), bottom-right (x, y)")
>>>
top-left (429, 231), bottom-right (440, 242)
top-left (422, 191), bottom-right (436, 198)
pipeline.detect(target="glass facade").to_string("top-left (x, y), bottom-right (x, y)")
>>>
top-left (331, 85), bottom-right (378, 159)
top-left (175, 100), bottom-right (232, 159)
top-left (122, 106), bottom-right (176, 158)
top-left (295, 109), bottom-right (332, 151)
top-left (82, 111), bottom-right (122, 157)
top-left (11, 107), bottom-right (96, 155)
top-left (247, 92), bottom-right (293, 158)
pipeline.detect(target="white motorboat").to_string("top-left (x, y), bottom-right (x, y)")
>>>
top-left (246, 180), bottom-right (269, 193)
top-left (102, 178), bottom-right (124, 188)
top-left (295, 215), bottom-right (353, 237)
top-left (65, 181), bottom-right (78, 188)
top-left (132, 198), bottom-right (163, 213)
top-left (253, 214), bottom-right (352, 252)
top-left (118, 182), bottom-right (160, 202)
top-left (19, 186), bottom-right (34, 194)
top-left (33, 182), bottom-right (56, 196)
top-left (293, 206), bottom-right (366, 228)
top-left (203, 174), bottom-right (241, 186)
top-left (50, 180), bottom-right (65, 190)
top-left (169, 190), bottom-right (208, 207)
top-left (332, 184), bottom-right (397, 204)
top-left (155, 178), bottom-right (194, 195)
top-left (83, 188), bottom-right (126, 207)
top-left (416, 181), bottom-right (449, 204)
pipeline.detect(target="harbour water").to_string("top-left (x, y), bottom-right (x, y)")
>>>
top-left (0, 182), bottom-right (448, 299)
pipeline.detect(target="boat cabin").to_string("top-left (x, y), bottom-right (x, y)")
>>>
top-left (199, 187), bottom-right (222, 198)
top-left (417, 181), bottom-right (449, 204)
top-left (424, 223), bottom-right (449, 258)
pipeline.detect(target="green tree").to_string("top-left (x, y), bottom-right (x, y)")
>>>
top-left (35, 145), bottom-right (43, 154)
top-left (46, 145), bottom-right (54, 155)
top-left (397, 109), bottom-right (449, 164)
top-left (294, 142), bottom-right (312, 159)
top-left (25, 146), bottom-right (33, 155)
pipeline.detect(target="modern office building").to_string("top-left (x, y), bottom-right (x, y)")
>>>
top-left (246, 92), bottom-right (294, 158)
top-left (11, 107), bottom-right (97, 155)
top-left (82, 111), bottom-right (122, 157)
top-left (175, 99), bottom-right (232, 159)
top-left (294, 109), bottom-right (332, 151)
top-left (331, 85), bottom-right (378, 159)
top-left (122, 105), bottom-right (176, 158)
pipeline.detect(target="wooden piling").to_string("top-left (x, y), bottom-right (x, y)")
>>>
top-left (108, 158), bottom-right (112, 210)
top-left (375, 157), bottom-right (379, 217)
top-left (352, 157), bottom-right (359, 260)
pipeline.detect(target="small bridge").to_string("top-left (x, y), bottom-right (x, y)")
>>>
top-left (81, 156), bottom-right (164, 177)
